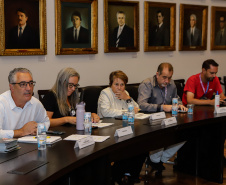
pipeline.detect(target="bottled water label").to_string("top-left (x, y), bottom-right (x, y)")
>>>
top-left (128, 116), bottom-right (134, 123)
top-left (172, 98), bottom-right (178, 104)
top-left (37, 123), bottom-right (46, 135)
top-left (172, 110), bottom-right (178, 116)
top-left (122, 111), bottom-right (128, 120)
top-left (128, 112), bottom-right (135, 123)
top-left (128, 103), bottom-right (134, 112)
top-left (84, 112), bottom-right (91, 123)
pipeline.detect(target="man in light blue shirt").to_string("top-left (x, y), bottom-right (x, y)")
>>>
top-left (0, 68), bottom-right (50, 138)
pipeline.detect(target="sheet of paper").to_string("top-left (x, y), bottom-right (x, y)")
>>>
top-left (135, 113), bottom-right (151, 119)
top-left (92, 123), bottom-right (114, 128)
top-left (64, 134), bottom-right (110, 143)
top-left (18, 136), bottom-right (62, 144)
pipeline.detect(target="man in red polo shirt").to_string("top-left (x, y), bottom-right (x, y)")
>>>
top-left (182, 59), bottom-right (225, 106)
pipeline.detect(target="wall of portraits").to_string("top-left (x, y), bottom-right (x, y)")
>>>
top-left (0, 0), bottom-right (226, 97)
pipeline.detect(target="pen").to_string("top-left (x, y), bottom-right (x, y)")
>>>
top-left (33, 136), bottom-right (51, 139)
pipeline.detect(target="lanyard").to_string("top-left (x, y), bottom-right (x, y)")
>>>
top-left (160, 86), bottom-right (167, 104)
top-left (199, 73), bottom-right (209, 95)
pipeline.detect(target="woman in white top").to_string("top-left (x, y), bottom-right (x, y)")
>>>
top-left (98, 70), bottom-right (145, 184)
top-left (98, 70), bottom-right (139, 118)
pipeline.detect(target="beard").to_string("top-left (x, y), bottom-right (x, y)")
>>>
top-left (207, 77), bottom-right (215, 82)
top-left (161, 83), bottom-right (168, 87)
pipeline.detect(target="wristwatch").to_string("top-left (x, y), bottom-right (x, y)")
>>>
top-left (126, 98), bottom-right (133, 103)
top-left (157, 104), bottom-right (161, 112)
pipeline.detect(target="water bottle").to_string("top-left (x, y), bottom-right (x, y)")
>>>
top-left (84, 112), bottom-right (92, 135)
top-left (172, 98), bottom-right (178, 116)
top-left (37, 123), bottom-right (47, 150)
top-left (127, 99), bottom-right (134, 112)
top-left (127, 99), bottom-right (135, 124)
top-left (215, 91), bottom-right (220, 111)
top-left (76, 102), bottom-right (85, 130)
top-left (128, 111), bottom-right (135, 124)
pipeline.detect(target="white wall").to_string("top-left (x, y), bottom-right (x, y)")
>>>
top-left (0, 0), bottom-right (226, 98)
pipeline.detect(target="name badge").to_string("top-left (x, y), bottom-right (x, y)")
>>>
top-left (149, 112), bottom-right (166, 120)
top-left (214, 107), bottom-right (226, 114)
top-left (114, 126), bottom-right (133, 137)
top-left (161, 117), bottom-right (177, 126)
top-left (74, 136), bottom-right (95, 149)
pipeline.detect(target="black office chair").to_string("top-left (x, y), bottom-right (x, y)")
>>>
top-left (80, 86), bottom-right (104, 113)
top-left (174, 79), bottom-right (185, 100)
top-left (126, 83), bottom-right (140, 102)
top-left (218, 77), bottom-right (226, 95)
top-left (37, 89), bottom-right (50, 104)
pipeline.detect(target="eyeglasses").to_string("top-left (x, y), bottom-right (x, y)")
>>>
top-left (68, 83), bottom-right (80, 89)
top-left (11, 81), bottom-right (36, 88)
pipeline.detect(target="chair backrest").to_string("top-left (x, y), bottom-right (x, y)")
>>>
top-left (38, 88), bottom-right (82, 104)
top-left (126, 83), bottom-right (140, 102)
top-left (79, 86), bottom-right (104, 113)
top-left (219, 76), bottom-right (226, 95)
top-left (37, 90), bottom-right (50, 104)
top-left (174, 79), bottom-right (185, 100)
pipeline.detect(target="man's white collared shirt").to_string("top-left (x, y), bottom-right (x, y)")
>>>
top-left (158, 22), bottom-right (163, 28)
top-left (0, 90), bottom-right (50, 138)
top-left (117, 24), bottom-right (125, 38)
top-left (190, 27), bottom-right (195, 35)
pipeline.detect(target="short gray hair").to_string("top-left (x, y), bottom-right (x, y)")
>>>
top-left (8, 68), bottom-right (33, 83)
top-left (190, 14), bottom-right (197, 21)
top-left (116, 11), bottom-right (126, 18)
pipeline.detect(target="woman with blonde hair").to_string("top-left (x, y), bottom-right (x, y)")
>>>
top-left (43, 67), bottom-right (99, 127)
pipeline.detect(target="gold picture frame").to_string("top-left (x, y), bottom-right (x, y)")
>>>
top-left (55, 0), bottom-right (98, 55)
top-left (211, 6), bottom-right (226, 50)
top-left (144, 2), bottom-right (176, 52)
top-left (0, 0), bottom-right (47, 56)
top-left (179, 4), bottom-right (208, 51)
top-left (104, 0), bottom-right (139, 53)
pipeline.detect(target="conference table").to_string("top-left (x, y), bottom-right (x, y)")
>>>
top-left (0, 106), bottom-right (225, 184)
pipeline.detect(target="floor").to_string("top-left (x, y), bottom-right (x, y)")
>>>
top-left (137, 161), bottom-right (223, 185)
top-left (114, 144), bottom-right (226, 185)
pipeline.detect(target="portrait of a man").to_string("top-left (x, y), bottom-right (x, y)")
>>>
top-left (64, 11), bottom-right (89, 44)
top-left (149, 10), bottom-right (170, 46)
top-left (6, 8), bottom-right (40, 49)
top-left (185, 14), bottom-right (202, 46)
top-left (179, 4), bottom-right (207, 51)
top-left (56, 0), bottom-right (97, 55)
top-left (110, 11), bottom-right (134, 48)
top-left (215, 15), bottom-right (226, 46)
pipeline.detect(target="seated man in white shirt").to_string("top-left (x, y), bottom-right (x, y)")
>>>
top-left (0, 68), bottom-right (50, 138)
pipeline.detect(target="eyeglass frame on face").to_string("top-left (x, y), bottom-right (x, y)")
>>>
top-left (10, 81), bottom-right (36, 88)
top-left (68, 83), bottom-right (80, 89)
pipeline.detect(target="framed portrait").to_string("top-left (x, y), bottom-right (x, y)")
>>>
top-left (104, 0), bottom-right (139, 53)
top-left (0, 0), bottom-right (47, 56)
top-left (179, 4), bottom-right (208, 51)
top-left (211, 6), bottom-right (226, 50)
top-left (55, 0), bottom-right (97, 55)
top-left (144, 2), bottom-right (176, 52)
